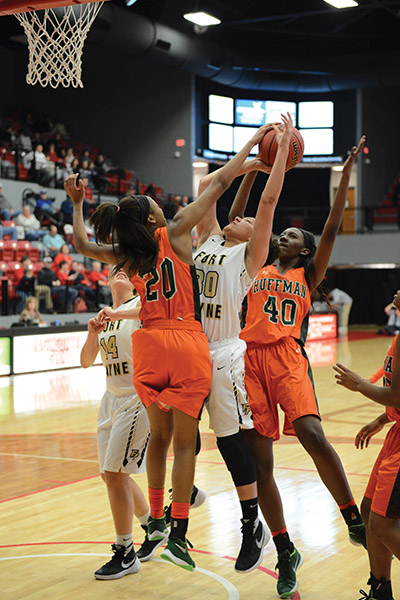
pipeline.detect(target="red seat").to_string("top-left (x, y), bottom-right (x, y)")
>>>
top-left (15, 240), bottom-right (32, 261)
top-left (1, 240), bottom-right (17, 261)
top-left (6, 261), bottom-right (22, 281)
top-left (0, 260), bottom-right (8, 273)
top-left (29, 247), bottom-right (40, 262)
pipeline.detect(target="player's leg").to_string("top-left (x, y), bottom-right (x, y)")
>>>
top-left (293, 415), bottom-right (366, 548)
top-left (209, 339), bottom-right (269, 573)
top-left (244, 345), bottom-right (303, 597)
top-left (95, 393), bottom-right (142, 580)
top-left (244, 428), bottom-right (303, 598)
top-left (358, 498), bottom-right (395, 600)
top-left (160, 408), bottom-right (199, 571)
top-left (144, 402), bottom-right (173, 544)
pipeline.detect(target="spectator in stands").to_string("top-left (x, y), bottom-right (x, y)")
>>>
top-left (80, 159), bottom-right (95, 188)
top-left (42, 224), bottom-right (65, 257)
top-left (15, 258), bottom-right (35, 311)
top-left (378, 301), bottom-right (400, 336)
top-left (23, 143), bottom-right (56, 187)
top-left (0, 222), bottom-right (17, 241)
top-left (69, 260), bottom-right (96, 306)
top-left (82, 177), bottom-right (98, 219)
top-left (93, 153), bottom-right (109, 192)
top-left (35, 190), bottom-right (63, 227)
top-left (53, 243), bottom-right (73, 271)
top-left (0, 182), bottom-right (16, 221)
top-left (86, 260), bottom-right (112, 306)
top-left (55, 260), bottom-right (79, 311)
top-left (64, 147), bottom-right (76, 169)
top-left (60, 196), bottom-right (74, 225)
top-left (37, 256), bottom-right (61, 311)
top-left (16, 129), bottom-right (32, 153)
top-left (19, 296), bottom-right (46, 326)
top-left (144, 182), bottom-right (156, 197)
top-left (15, 205), bottom-right (46, 241)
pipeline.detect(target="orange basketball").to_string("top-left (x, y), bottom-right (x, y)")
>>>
top-left (258, 126), bottom-right (304, 171)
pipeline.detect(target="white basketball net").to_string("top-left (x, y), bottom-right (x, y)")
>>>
top-left (15, 2), bottom-right (104, 89)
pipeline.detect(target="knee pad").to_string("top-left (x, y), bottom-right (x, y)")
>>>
top-left (216, 430), bottom-right (256, 487)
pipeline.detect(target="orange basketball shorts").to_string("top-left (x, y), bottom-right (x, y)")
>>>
top-left (244, 337), bottom-right (320, 441)
top-left (132, 327), bottom-right (211, 419)
top-left (364, 423), bottom-right (400, 518)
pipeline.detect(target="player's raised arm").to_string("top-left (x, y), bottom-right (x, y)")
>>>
top-left (311, 136), bottom-right (365, 289)
top-left (244, 114), bottom-right (292, 278)
top-left (65, 174), bottom-right (119, 264)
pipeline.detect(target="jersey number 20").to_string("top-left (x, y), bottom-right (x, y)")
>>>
top-left (145, 258), bottom-right (177, 302)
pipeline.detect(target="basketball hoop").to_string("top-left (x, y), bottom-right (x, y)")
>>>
top-left (12, 1), bottom-right (105, 89)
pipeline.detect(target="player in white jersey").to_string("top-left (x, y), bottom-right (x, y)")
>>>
top-left (193, 113), bottom-right (292, 573)
top-left (81, 269), bottom-right (152, 580)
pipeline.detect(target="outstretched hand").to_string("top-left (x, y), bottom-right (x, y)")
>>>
top-left (355, 418), bottom-right (385, 449)
top-left (342, 136), bottom-right (366, 173)
top-left (64, 173), bottom-right (85, 204)
top-left (274, 112), bottom-right (294, 147)
top-left (332, 362), bottom-right (364, 391)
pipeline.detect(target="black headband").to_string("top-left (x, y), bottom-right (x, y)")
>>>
top-left (299, 228), bottom-right (315, 251)
top-left (135, 195), bottom-right (150, 225)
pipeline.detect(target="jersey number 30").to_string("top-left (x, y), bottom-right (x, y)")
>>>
top-left (263, 296), bottom-right (297, 326)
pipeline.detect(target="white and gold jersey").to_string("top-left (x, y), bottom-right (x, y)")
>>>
top-left (98, 296), bottom-right (141, 396)
top-left (194, 235), bottom-right (254, 342)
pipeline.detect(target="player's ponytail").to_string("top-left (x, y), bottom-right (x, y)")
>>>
top-left (90, 196), bottom-right (159, 277)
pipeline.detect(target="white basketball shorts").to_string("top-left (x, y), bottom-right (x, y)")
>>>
top-left (205, 336), bottom-right (253, 438)
top-left (97, 390), bottom-right (150, 474)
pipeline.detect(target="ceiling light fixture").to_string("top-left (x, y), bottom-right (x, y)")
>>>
top-left (184, 12), bottom-right (221, 26)
top-left (125, 0), bottom-right (138, 6)
top-left (323, 0), bottom-right (358, 8)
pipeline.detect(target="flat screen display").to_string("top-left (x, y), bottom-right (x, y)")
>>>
top-left (209, 94), bottom-right (234, 124)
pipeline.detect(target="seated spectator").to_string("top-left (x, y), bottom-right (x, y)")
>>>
top-left (0, 222), bottom-right (18, 241)
top-left (23, 143), bottom-right (56, 187)
top-left (69, 260), bottom-right (96, 306)
top-left (19, 295), bottom-right (46, 326)
top-left (86, 260), bottom-right (112, 306)
top-left (15, 254), bottom-right (52, 312)
top-left (34, 189), bottom-right (63, 225)
top-left (15, 258), bottom-right (35, 311)
top-left (42, 224), bottom-right (65, 257)
top-left (82, 177), bottom-right (98, 219)
top-left (55, 260), bottom-right (78, 311)
top-left (60, 196), bottom-right (73, 225)
top-left (92, 152), bottom-right (109, 192)
top-left (378, 301), bottom-right (400, 336)
top-left (0, 182), bottom-right (18, 221)
top-left (53, 243), bottom-right (73, 271)
top-left (15, 205), bottom-right (46, 241)
top-left (16, 130), bottom-right (32, 153)
top-left (37, 256), bottom-right (61, 311)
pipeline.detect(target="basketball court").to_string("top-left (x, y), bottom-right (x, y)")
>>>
top-left (1, 332), bottom-right (399, 599)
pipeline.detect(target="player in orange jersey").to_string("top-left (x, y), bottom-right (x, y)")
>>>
top-left (334, 289), bottom-right (400, 600)
top-left (230, 136), bottom-right (366, 598)
top-left (64, 123), bottom-right (272, 571)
